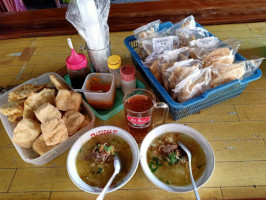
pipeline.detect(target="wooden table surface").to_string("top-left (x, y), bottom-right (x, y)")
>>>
top-left (0, 22), bottom-right (266, 200)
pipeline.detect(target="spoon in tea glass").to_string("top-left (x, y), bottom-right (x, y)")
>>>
top-left (178, 142), bottom-right (201, 200)
top-left (96, 156), bottom-right (121, 200)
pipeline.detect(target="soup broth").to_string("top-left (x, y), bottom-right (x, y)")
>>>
top-left (147, 132), bottom-right (206, 186)
top-left (76, 134), bottom-right (132, 188)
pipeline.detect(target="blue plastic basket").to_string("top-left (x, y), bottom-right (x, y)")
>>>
top-left (124, 21), bottom-right (262, 121)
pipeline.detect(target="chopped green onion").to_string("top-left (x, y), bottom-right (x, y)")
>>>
top-left (168, 152), bottom-right (178, 165)
top-left (96, 167), bottom-right (103, 174)
top-left (149, 161), bottom-right (159, 173)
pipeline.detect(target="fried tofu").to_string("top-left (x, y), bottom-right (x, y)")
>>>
top-left (32, 134), bottom-right (57, 155)
top-left (34, 103), bottom-right (61, 124)
top-left (41, 118), bottom-right (68, 146)
top-left (78, 114), bottom-right (91, 131)
top-left (62, 110), bottom-right (85, 136)
top-left (8, 84), bottom-right (45, 102)
top-left (12, 118), bottom-right (41, 148)
top-left (23, 89), bottom-right (55, 119)
top-left (55, 90), bottom-right (82, 111)
top-left (49, 74), bottom-right (69, 90)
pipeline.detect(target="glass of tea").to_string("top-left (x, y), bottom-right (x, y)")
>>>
top-left (123, 89), bottom-right (169, 142)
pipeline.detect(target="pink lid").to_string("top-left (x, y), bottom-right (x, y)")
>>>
top-left (66, 49), bottom-right (88, 70)
top-left (120, 65), bottom-right (136, 81)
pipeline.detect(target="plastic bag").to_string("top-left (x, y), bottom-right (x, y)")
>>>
top-left (145, 36), bottom-right (180, 62)
top-left (192, 38), bottom-right (240, 68)
top-left (167, 15), bottom-right (196, 33)
top-left (66, 0), bottom-right (110, 50)
top-left (172, 67), bottom-right (212, 103)
top-left (201, 38), bottom-right (240, 68)
top-left (134, 20), bottom-right (161, 40)
top-left (148, 47), bottom-right (189, 83)
top-left (163, 59), bottom-right (202, 92)
top-left (210, 58), bottom-right (264, 88)
top-left (169, 27), bottom-right (210, 47)
top-left (189, 36), bottom-right (220, 59)
top-left (137, 28), bottom-right (168, 60)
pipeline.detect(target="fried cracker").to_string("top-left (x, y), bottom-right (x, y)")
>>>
top-left (8, 84), bottom-right (45, 102)
top-left (0, 99), bottom-right (24, 116)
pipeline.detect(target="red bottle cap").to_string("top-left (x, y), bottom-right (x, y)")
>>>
top-left (120, 65), bottom-right (136, 81)
top-left (66, 49), bottom-right (88, 70)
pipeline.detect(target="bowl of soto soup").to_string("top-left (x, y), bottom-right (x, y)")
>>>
top-left (67, 126), bottom-right (139, 194)
top-left (140, 123), bottom-right (215, 193)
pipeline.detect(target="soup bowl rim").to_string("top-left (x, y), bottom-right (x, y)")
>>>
top-left (67, 125), bottom-right (140, 194)
top-left (139, 123), bottom-right (215, 193)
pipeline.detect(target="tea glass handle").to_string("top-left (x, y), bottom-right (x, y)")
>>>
top-left (154, 102), bottom-right (169, 126)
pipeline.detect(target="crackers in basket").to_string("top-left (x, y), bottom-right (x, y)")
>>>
top-left (0, 74), bottom-right (91, 156)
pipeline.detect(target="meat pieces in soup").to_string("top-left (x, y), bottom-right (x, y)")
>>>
top-left (147, 132), bottom-right (206, 186)
top-left (76, 134), bottom-right (132, 188)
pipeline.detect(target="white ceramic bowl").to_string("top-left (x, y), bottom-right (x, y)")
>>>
top-left (140, 123), bottom-right (215, 193)
top-left (67, 126), bottom-right (139, 194)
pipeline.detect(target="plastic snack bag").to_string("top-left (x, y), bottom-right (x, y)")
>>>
top-left (170, 27), bottom-right (210, 47)
top-left (210, 58), bottom-right (264, 88)
top-left (149, 47), bottom-right (190, 83)
top-left (160, 47), bottom-right (190, 73)
top-left (137, 28), bottom-right (169, 60)
top-left (189, 36), bottom-right (220, 59)
top-left (167, 15), bottom-right (196, 34)
top-left (144, 36), bottom-right (180, 62)
top-left (163, 59), bottom-right (202, 92)
top-left (200, 38), bottom-right (240, 68)
top-left (134, 20), bottom-right (161, 40)
top-left (172, 67), bottom-right (212, 103)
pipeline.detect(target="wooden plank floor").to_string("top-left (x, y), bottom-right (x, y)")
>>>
top-left (0, 22), bottom-right (266, 199)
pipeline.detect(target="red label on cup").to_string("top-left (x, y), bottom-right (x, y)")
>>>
top-left (127, 116), bottom-right (151, 124)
